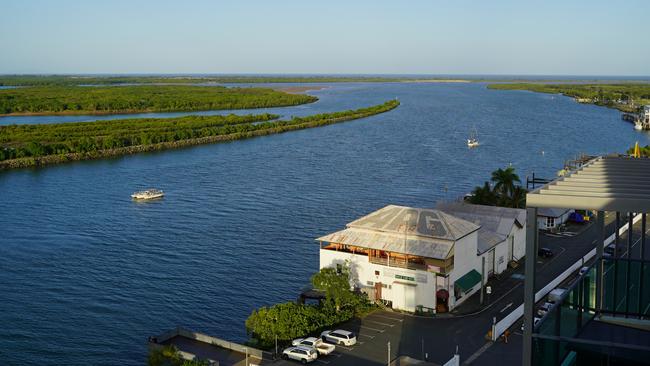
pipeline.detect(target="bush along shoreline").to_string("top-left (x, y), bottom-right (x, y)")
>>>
top-left (0, 100), bottom-right (399, 170)
top-left (245, 264), bottom-right (377, 350)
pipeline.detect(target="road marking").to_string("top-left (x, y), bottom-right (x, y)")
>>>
top-left (364, 319), bottom-right (395, 327)
top-left (462, 341), bottom-right (494, 365)
top-left (371, 314), bottom-right (404, 322)
top-left (357, 333), bottom-right (375, 339)
top-left (335, 345), bottom-right (353, 351)
top-left (359, 325), bottom-right (385, 333)
top-left (500, 302), bottom-right (513, 313)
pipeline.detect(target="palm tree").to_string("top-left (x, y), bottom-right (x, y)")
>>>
top-left (468, 181), bottom-right (497, 206)
top-left (491, 166), bottom-right (521, 199)
top-left (509, 186), bottom-right (528, 208)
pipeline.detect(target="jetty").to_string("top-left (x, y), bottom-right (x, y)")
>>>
top-left (621, 105), bottom-right (650, 130)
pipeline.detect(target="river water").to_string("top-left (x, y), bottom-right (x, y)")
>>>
top-left (0, 82), bottom-right (647, 365)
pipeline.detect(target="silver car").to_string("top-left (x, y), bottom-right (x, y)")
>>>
top-left (282, 345), bottom-right (318, 364)
top-left (320, 329), bottom-right (357, 346)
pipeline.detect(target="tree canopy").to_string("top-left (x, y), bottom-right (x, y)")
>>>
top-left (0, 100), bottom-right (400, 164)
top-left (467, 166), bottom-right (527, 208)
top-left (0, 85), bottom-right (317, 115)
top-left (245, 264), bottom-right (375, 349)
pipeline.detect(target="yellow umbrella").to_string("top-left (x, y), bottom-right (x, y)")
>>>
top-left (633, 141), bottom-right (641, 158)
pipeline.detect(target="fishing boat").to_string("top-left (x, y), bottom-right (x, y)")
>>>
top-left (131, 188), bottom-right (164, 200)
top-left (467, 127), bottom-right (480, 148)
top-left (634, 121), bottom-right (643, 130)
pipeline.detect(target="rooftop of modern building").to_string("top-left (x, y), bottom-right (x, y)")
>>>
top-left (526, 155), bottom-right (650, 212)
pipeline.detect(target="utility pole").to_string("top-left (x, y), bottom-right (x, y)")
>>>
top-left (480, 256), bottom-right (485, 304)
top-left (387, 341), bottom-right (391, 366)
top-left (244, 347), bottom-right (248, 366)
top-left (421, 338), bottom-right (425, 360)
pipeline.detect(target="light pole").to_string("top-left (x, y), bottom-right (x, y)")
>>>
top-left (387, 341), bottom-right (391, 366)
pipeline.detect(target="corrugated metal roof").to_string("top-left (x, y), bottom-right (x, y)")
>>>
top-left (437, 202), bottom-right (526, 254)
top-left (316, 227), bottom-right (454, 259)
top-left (316, 205), bottom-right (480, 260)
top-left (347, 205), bottom-right (480, 241)
top-left (537, 207), bottom-right (571, 218)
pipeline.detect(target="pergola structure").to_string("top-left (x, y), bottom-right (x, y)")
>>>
top-left (523, 155), bottom-right (650, 365)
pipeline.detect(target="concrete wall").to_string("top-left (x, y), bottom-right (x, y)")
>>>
top-left (511, 224), bottom-right (526, 261)
top-left (320, 249), bottom-right (437, 312)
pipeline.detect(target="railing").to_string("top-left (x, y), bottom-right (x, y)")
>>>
top-left (532, 255), bottom-right (650, 365)
top-left (368, 256), bottom-right (427, 271)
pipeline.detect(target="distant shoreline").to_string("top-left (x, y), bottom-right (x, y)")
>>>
top-left (271, 86), bottom-right (330, 93)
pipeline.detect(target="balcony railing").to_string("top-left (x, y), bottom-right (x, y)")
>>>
top-left (532, 256), bottom-right (650, 366)
top-left (368, 256), bottom-right (427, 271)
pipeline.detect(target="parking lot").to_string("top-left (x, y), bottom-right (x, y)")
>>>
top-left (274, 311), bottom-right (412, 366)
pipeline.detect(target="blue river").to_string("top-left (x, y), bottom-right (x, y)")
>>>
top-left (0, 82), bottom-right (648, 365)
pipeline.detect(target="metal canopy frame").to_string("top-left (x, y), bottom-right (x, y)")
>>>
top-left (526, 156), bottom-right (650, 212)
top-left (522, 155), bottom-right (650, 366)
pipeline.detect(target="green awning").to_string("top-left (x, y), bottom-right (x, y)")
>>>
top-left (455, 269), bottom-right (482, 292)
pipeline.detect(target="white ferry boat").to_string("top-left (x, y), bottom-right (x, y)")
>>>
top-left (131, 189), bottom-right (164, 200)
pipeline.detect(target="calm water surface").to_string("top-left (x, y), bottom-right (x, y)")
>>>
top-left (0, 83), bottom-right (648, 365)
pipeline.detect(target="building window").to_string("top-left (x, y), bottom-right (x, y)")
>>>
top-left (546, 217), bottom-right (555, 228)
top-left (367, 281), bottom-right (374, 286)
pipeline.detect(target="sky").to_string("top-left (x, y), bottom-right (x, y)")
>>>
top-left (1, 0), bottom-right (649, 76)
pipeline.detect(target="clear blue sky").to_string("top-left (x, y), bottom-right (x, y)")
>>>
top-left (1, 0), bottom-right (649, 76)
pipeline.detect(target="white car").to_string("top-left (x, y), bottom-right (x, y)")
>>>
top-left (320, 329), bottom-right (357, 346)
top-left (292, 337), bottom-right (335, 355)
top-left (282, 346), bottom-right (318, 364)
top-left (537, 302), bottom-right (554, 317)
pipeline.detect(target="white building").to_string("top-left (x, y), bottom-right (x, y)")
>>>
top-left (318, 205), bottom-right (485, 314)
top-left (436, 202), bottom-right (526, 277)
top-left (537, 207), bottom-right (572, 230)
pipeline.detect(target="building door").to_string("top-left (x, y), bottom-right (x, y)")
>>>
top-left (374, 282), bottom-right (383, 301)
top-left (392, 282), bottom-right (416, 312)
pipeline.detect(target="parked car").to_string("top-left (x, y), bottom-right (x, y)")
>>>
top-left (537, 302), bottom-right (554, 317)
top-left (282, 346), bottom-right (318, 364)
top-left (604, 244), bottom-right (616, 257)
top-left (521, 317), bottom-right (541, 332)
top-left (569, 212), bottom-right (586, 224)
top-left (292, 337), bottom-right (335, 356)
top-left (547, 288), bottom-right (566, 304)
top-left (538, 247), bottom-right (554, 258)
top-left (579, 266), bottom-right (590, 276)
top-left (320, 329), bottom-right (357, 346)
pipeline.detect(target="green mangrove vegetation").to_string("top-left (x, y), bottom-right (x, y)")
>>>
top-left (245, 265), bottom-right (376, 349)
top-left (0, 75), bottom-right (401, 86)
top-left (488, 83), bottom-right (650, 113)
top-left (0, 85), bottom-right (317, 115)
top-left (0, 99), bottom-right (399, 169)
